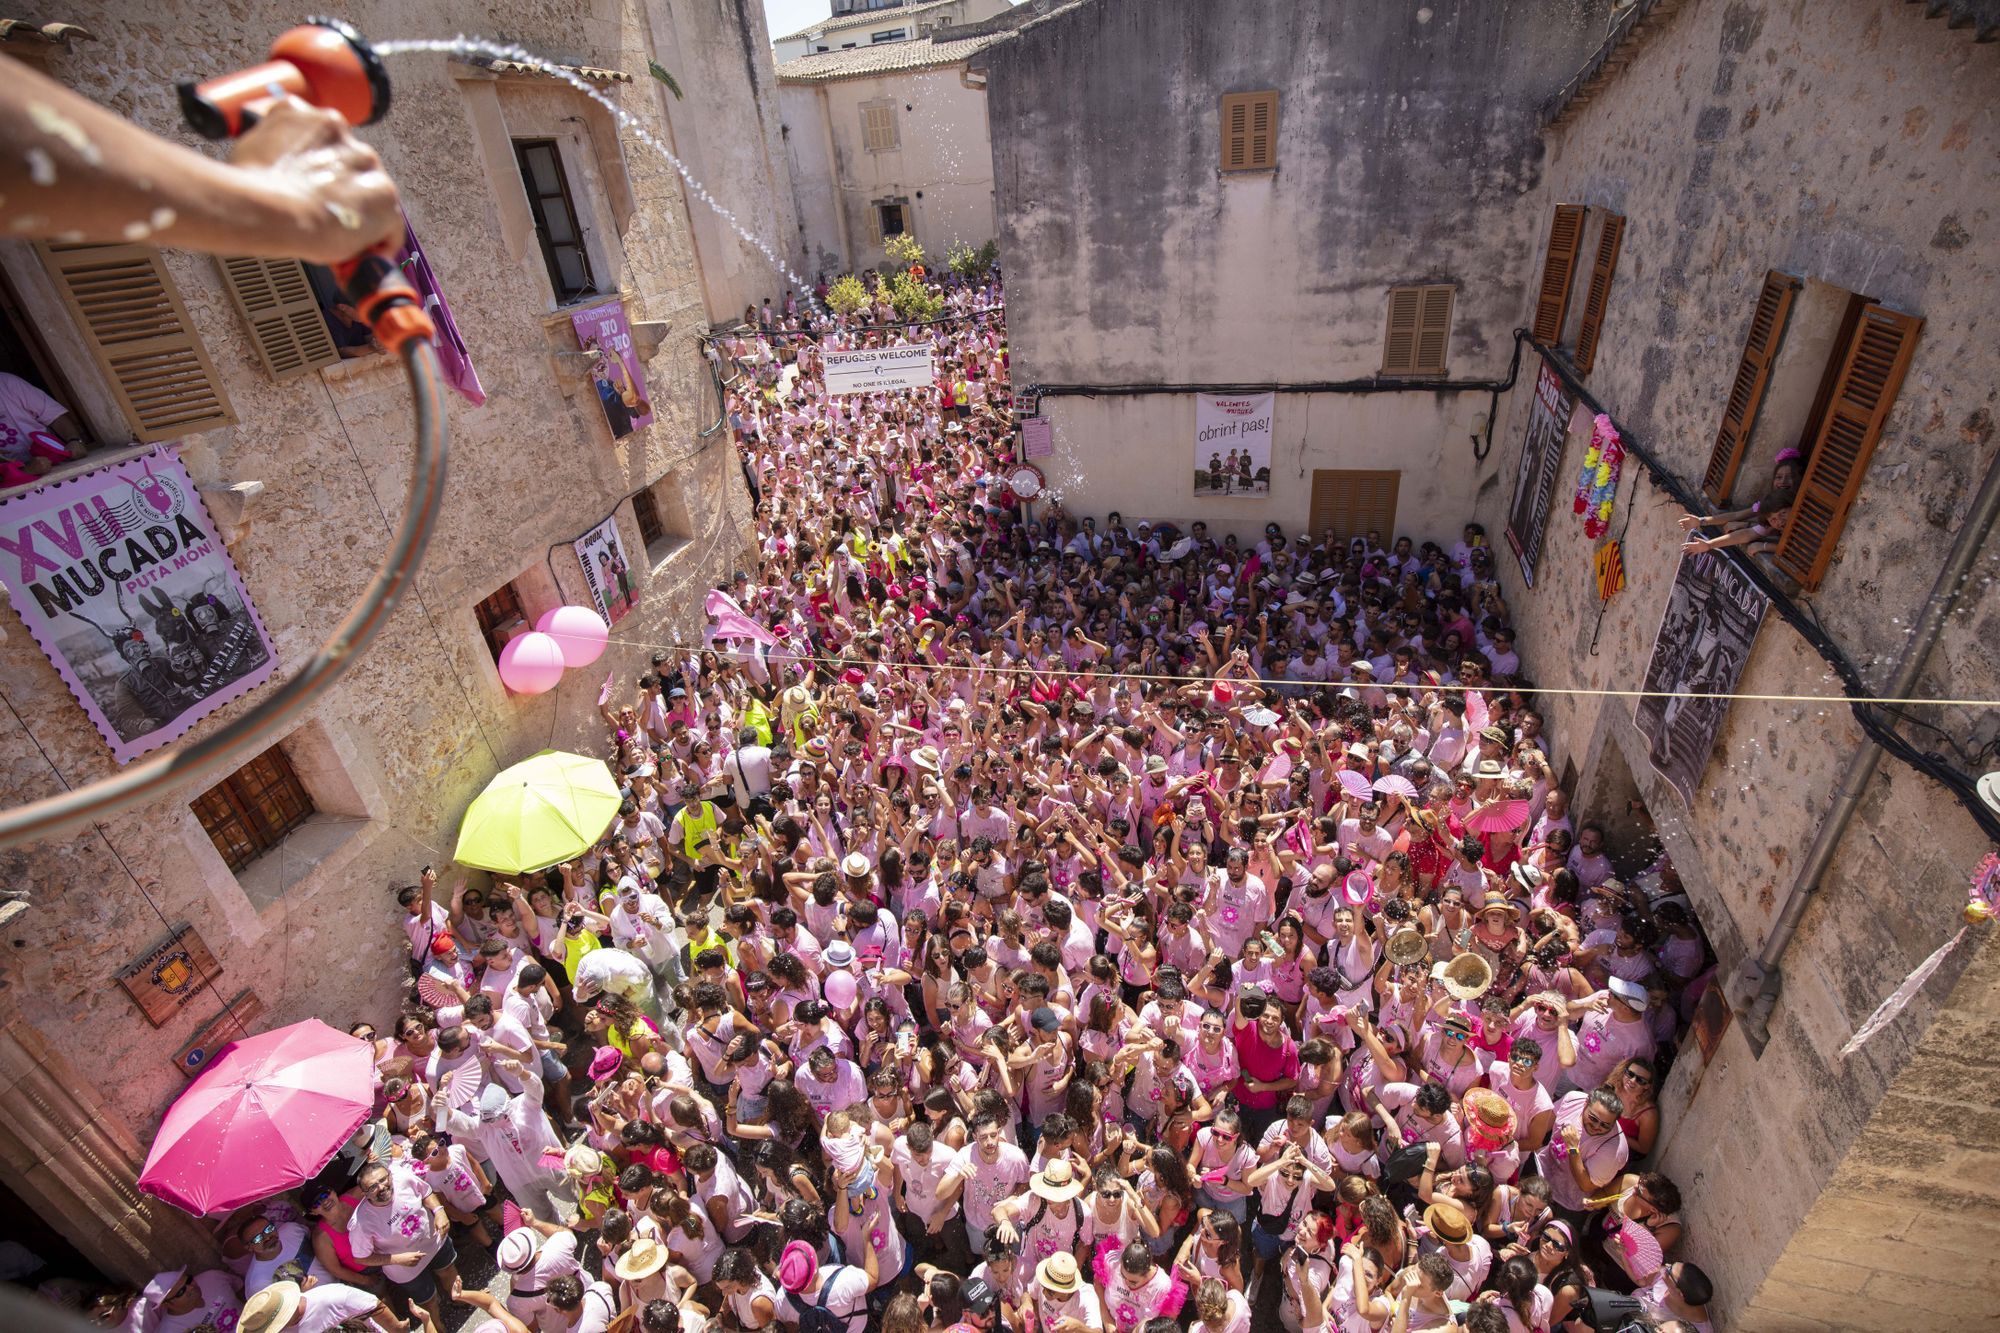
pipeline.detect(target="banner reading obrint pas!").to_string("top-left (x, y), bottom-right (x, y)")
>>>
top-left (1193, 393), bottom-right (1273, 497)
top-left (0, 449), bottom-right (275, 763)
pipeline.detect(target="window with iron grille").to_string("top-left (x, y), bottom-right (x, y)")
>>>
top-left (515, 139), bottom-right (596, 303)
top-left (633, 486), bottom-right (667, 549)
top-left (475, 581), bottom-right (527, 663)
top-left (192, 745), bottom-right (316, 872)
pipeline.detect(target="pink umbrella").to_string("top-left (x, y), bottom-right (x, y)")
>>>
top-left (1336, 769), bottom-right (1374, 800)
top-left (139, 1019), bottom-right (373, 1216)
top-left (1373, 774), bottom-right (1419, 800)
top-left (1466, 799), bottom-right (1531, 835)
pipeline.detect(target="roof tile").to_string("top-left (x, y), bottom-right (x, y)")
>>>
top-left (776, 33), bottom-right (996, 82)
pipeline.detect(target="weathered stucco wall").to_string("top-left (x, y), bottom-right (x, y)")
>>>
top-left (1473, 1), bottom-right (2000, 1324)
top-left (0, 0), bottom-right (761, 1248)
top-left (780, 64), bottom-right (997, 275)
top-left (642, 0), bottom-right (811, 320)
top-left (987, 0), bottom-right (1613, 388)
top-left (1030, 389), bottom-right (1497, 546)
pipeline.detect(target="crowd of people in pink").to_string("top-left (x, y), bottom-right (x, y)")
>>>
top-left (109, 269), bottom-right (1718, 1333)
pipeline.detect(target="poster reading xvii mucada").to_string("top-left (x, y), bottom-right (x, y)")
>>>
top-left (0, 448), bottom-right (275, 763)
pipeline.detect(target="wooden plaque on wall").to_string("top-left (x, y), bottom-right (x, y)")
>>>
top-left (172, 990), bottom-right (264, 1078)
top-left (115, 923), bottom-right (223, 1027)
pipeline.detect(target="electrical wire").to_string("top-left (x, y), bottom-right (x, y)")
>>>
top-left (595, 634), bottom-right (2000, 711)
top-left (0, 339), bottom-right (451, 851)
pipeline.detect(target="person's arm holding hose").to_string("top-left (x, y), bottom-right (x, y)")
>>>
top-left (0, 55), bottom-right (400, 262)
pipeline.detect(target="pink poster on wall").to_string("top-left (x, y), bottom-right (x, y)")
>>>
top-left (0, 448), bottom-right (276, 763)
top-left (571, 299), bottom-right (654, 439)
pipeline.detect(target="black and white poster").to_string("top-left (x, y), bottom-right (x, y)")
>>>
top-left (1504, 358), bottom-right (1573, 588)
top-left (1634, 551), bottom-right (1769, 805)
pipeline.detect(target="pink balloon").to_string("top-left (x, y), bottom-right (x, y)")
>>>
top-left (824, 969), bottom-right (858, 1010)
top-left (535, 604), bottom-right (610, 667)
top-left (498, 631), bottom-right (566, 695)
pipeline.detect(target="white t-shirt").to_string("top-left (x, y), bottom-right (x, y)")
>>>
top-left (152, 1272), bottom-right (243, 1333)
top-left (420, 1143), bottom-right (487, 1212)
top-left (243, 1222), bottom-right (312, 1291)
top-left (346, 1162), bottom-right (443, 1281)
top-left (782, 1264), bottom-right (873, 1333)
top-left (297, 1283), bottom-right (381, 1333)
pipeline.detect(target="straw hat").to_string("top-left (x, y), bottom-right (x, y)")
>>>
top-left (841, 852), bottom-right (872, 878)
top-left (910, 746), bottom-right (942, 774)
top-left (1462, 1087), bottom-right (1518, 1145)
top-left (1424, 1200), bottom-right (1472, 1245)
top-left (1037, 1252), bottom-right (1084, 1296)
top-left (1029, 1158), bottom-right (1085, 1203)
top-left (1477, 893), bottom-right (1521, 922)
top-left (1474, 759), bottom-right (1507, 780)
top-left (239, 1282), bottom-right (303, 1333)
top-left (1386, 928), bottom-right (1429, 968)
top-left (614, 1237), bottom-right (670, 1282)
top-left (1436, 951), bottom-right (1494, 1001)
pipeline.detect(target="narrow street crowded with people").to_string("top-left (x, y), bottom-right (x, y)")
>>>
top-left (2, 4), bottom-right (1994, 1333)
top-left (86, 267), bottom-right (1716, 1333)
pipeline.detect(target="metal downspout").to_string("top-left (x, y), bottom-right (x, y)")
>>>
top-left (1729, 445), bottom-right (2000, 1052)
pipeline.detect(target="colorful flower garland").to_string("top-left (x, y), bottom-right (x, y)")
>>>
top-left (1572, 413), bottom-right (1625, 539)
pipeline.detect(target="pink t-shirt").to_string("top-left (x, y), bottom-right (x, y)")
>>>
top-left (0, 372), bottom-right (64, 461)
top-left (948, 1141), bottom-right (1029, 1231)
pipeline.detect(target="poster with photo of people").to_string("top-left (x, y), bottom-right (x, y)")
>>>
top-left (1634, 549), bottom-right (1769, 804)
top-left (1505, 358), bottom-right (1575, 588)
top-left (571, 299), bottom-right (654, 439)
top-left (1192, 392), bottom-right (1273, 496)
top-left (0, 448), bottom-right (275, 763)
top-left (574, 514), bottom-right (637, 625)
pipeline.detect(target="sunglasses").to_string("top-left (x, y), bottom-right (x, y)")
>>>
top-left (1539, 1234), bottom-right (1569, 1250)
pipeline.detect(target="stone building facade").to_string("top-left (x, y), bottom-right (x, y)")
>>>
top-left (778, 28), bottom-right (1004, 279)
top-left (986, 0), bottom-right (1999, 1326)
top-left (0, 0), bottom-right (776, 1277)
top-left (982, 0), bottom-right (1613, 543)
top-left (1480, 3), bottom-right (1999, 1328)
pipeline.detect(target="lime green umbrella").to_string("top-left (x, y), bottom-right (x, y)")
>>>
top-left (453, 749), bottom-right (623, 875)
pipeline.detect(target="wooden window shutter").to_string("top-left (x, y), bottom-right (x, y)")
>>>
top-left (1531, 204), bottom-right (1586, 345)
top-left (1572, 214), bottom-right (1625, 375)
top-left (1248, 93), bottom-right (1276, 169)
top-left (1415, 285), bottom-right (1453, 374)
top-left (1774, 305), bottom-right (1923, 591)
top-left (1701, 270), bottom-right (1801, 503)
top-left (1309, 469), bottom-right (1400, 542)
top-left (217, 256), bottom-right (340, 382)
top-left (36, 242), bottom-right (234, 442)
top-left (1382, 288), bottom-right (1421, 374)
top-left (1221, 93), bottom-right (1277, 171)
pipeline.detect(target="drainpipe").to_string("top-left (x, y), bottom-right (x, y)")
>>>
top-left (814, 84), bottom-right (855, 268)
top-left (1728, 445), bottom-right (2000, 1052)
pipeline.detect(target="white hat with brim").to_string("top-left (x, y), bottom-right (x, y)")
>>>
top-left (498, 1227), bottom-right (541, 1272)
top-left (614, 1237), bottom-right (670, 1282)
top-left (239, 1282), bottom-right (303, 1333)
top-left (1028, 1159), bottom-right (1086, 1203)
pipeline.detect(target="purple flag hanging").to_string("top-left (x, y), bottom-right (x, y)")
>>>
top-left (397, 222), bottom-right (486, 406)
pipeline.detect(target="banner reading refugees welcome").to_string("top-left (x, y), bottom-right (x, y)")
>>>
top-left (0, 449), bottom-right (275, 763)
top-left (823, 343), bottom-right (935, 395)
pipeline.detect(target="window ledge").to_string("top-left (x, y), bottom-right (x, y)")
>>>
top-left (646, 537), bottom-right (692, 573)
top-left (319, 351), bottom-right (399, 387)
top-left (234, 813), bottom-right (374, 912)
top-left (0, 439), bottom-right (150, 505)
top-left (1219, 167), bottom-right (1279, 178)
